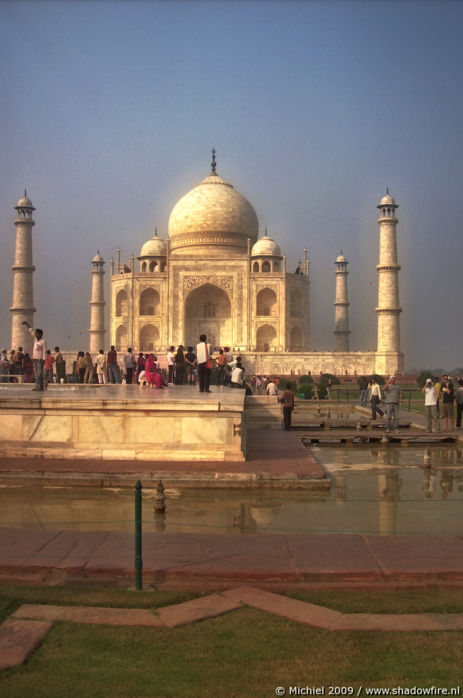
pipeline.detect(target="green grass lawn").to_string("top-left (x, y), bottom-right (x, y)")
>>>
top-left (1, 584), bottom-right (463, 697)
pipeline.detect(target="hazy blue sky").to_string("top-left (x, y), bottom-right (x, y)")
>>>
top-left (1, 0), bottom-right (462, 370)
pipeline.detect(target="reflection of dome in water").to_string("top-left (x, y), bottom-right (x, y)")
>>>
top-left (168, 168), bottom-right (259, 256)
top-left (249, 502), bottom-right (281, 526)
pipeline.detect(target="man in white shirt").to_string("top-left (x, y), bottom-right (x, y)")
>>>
top-left (266, 380), bottom-right (278, 396)
top-left (422, 378), bottom-right (440, 433)
top-left (196, 334), bottom-right (212, 393)
top-left (22, 321), bottom-right (46, 391)
top-left (167, 346), bottom-right (175, 384)
top-left (95, 349), bottom-right (107, 384)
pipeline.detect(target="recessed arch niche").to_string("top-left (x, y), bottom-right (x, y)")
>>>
top-left (184, 283), bottom-right (232, 349)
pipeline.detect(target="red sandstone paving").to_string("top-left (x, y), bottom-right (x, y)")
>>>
top-left (157, 593), bottom-right (243, 627)
top-left (365, 535), bottom-right (463, 576)
top-left (331, 613), bottom-right (463, 632)
top-left (13, 604), bottom-right (164, 627)
top-left (223, 586), bottom-right (343, 628)
top-left (289, 534), bottom-right (384, 579)
top-left (3, 529), bottom-right (463, 584)
top-left (0, 618), bottom-right (53, 670)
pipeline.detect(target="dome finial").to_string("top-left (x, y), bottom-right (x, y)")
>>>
top-left (386, 187), bottom-right (389, 195)
top-left (155, 227), bottom-right (158, 236)
top-left (264, 227), bottom-right (268, 236)
top-left (211, 147), bottom-right (217, 175)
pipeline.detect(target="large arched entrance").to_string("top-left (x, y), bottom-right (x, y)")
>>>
top-left (184, 283), bottom-right (232, 349)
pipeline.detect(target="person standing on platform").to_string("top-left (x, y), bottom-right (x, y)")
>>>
top-left (455, 378), bottom-right (463, 429)
top-left (55, 347), bottom-right (66, 383)
top-left (369, 377), bottom-right (384, 420)
top-left (107, 345), bottom-right (119, 384)
top-left (124, 347), bottom-right (136, 384)
top-left (359, 376), bottom-right (368, 407)
top-left (441, 374), bottom-right (455, 431)
top-left (22, 321), bottom-right (46, 392)
top-left (196, 334), bottom-right (212, 393)
top-left (95, 349), bottom-right (107, 384)
top-left (174, 345), bottom-right (185, 385)
top-left (185, 346), bottom-right (197, 385)
top-left (422, 378), bottom-right (440, 433)
top-left (279, 382), bottom-right (295, 431)
top-left (167, 346), bottom-right (175, 384)
top-left (383, 375), bottom-right (402, 433)
top-left (44, 349), bottom-right (55, 387)
top-left (215, 349), bottom-right (228, 386)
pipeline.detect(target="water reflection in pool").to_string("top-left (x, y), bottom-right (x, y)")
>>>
top-left (0, 446), bottom-right (461, 536)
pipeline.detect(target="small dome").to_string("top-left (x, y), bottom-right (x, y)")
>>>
top-left (379, 192), bottom-right (396, 206)
top-left (251, 230), bottom-right (281, 257)
top-left (336, 253), bottom-right (347, 263)
top-left (92, 252), bottom-right (104, 263)
top-left (139, 230), bottom-right (166, 257)
top-left (15, 190), bottom-right (34, 209)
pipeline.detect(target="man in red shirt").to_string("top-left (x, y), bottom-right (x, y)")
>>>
top-left (107, 346), bottom-right (119, 384)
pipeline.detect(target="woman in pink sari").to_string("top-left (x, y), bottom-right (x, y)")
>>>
top-left (145, 354), bottom-right (164, 389)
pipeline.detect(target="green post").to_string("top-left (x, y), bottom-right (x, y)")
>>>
top-left (135, 479), bottom-right (142, 590)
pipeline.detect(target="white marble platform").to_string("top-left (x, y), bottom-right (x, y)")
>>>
top-left (0, 385), bottom-right (246, 462)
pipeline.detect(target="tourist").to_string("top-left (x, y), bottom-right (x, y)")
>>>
top-left (278, 381), bottom-right (295, 431)
top-left (145, 353), bottom-right (164, 389)
top-left (196, 334), bottom-right (212, 393)
top-left (83, 351), bottom-right (94, 383)
top-left (135, 352), bottom-right (144, 383)
top-left (174, 345), bottom-right (185, 385)
top-left (22, 321), bottom-right (46, 391)
top-left (230, 359), bottom-right (246, 389)
top-left (124, 347), bottom-right (136, 384)
top-left (167, 346), bottom-right (175, 384)
top-left (107, 345), bottom-right (119, 384)
top-left (433, 376), bottom-right (442, 417)
top-left (223, 347), bottom-right (233, 385)
top-left (184, 346), bottom-right (197, 385)
top-left (422, 378), bottom-right (440, 433)
top-left (267, 379), bottom-right (278, 396)
top-left (54, 347), bottom-right (66, 383)
top-left (455, 378), bottom-right (463, 429)
top-left (369, 377), bottom-right (384, 420)
top-left (95, 349), bottom-right (107, 384)
top-left (76, 351), bottom-right (86, 383)
top-left (215, 348), bottom-right (228, 386)
top-left (44, 349), bottom-right (55, 387)
top-left (14, 347), bottom-right (24, 377)
top-left (312, 382), bottom-right (319, 400)
top-left (23, 353), bottom-right (34, 383)
top-left (255, 375), bottom-right (263, 395)
top-left (359, 376), bottom-right (368, 407)
top-left (441, 374), bottom-right (454, 431)
top-left (0, 349), bottom-right (8, 383)
top-left (383, 375), bottom-right (402, 433)
top-left (326, 376), bottom-right (332, 399)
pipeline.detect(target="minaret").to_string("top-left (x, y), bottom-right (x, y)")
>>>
top-left (89, 252), bottom-right (105, 353)
top-left (375, 190), bottom-right (404, 374)
top-left (334, 251), bottom-right (350, 352)
top-left (10, 191), bottom-right (36, 352)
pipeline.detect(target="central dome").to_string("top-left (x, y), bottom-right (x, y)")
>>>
top-left (168, 171), bottom-right (259, 257)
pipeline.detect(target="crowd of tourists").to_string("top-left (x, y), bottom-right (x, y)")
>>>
top-left (358, 373), bottom-right (463, 433)
top-left (2, 325), bottom-right (462, 434)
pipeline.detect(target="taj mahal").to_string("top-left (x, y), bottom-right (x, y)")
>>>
top-left (9, 151), bottom-right (404, 376)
